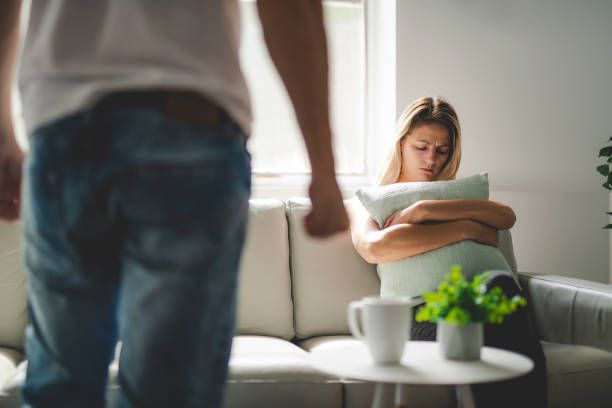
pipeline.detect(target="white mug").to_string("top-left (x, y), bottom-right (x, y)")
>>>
top-left (348, 296), bottom-right (415, 365)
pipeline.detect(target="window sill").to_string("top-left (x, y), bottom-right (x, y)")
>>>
top-left (251, 173), bottom-right (374, 200)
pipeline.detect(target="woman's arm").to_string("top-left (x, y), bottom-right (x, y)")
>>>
top-left (385, 198), bottom-right (516, 230)
top-left (347, 198), bottom-right (499, 264)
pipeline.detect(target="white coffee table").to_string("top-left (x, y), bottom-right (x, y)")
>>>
top-left (309, 340), bottom-right (533, 408)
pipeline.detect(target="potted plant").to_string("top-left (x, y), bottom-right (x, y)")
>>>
top-left (596, 136), bottom-right (612, 229)
top-left (415, 266), bottom-right (526, 360)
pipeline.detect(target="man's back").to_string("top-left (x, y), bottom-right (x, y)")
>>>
top-left (19, 0), bottom-right (251, 136)
top-left (1, 1), bottom-right (348, 406)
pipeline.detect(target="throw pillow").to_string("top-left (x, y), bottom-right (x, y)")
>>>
top-left (354, 173), bottom-right (519, 297)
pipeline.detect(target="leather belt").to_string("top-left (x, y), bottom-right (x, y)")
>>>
top-left (94, 89), bottom-right (222, 126)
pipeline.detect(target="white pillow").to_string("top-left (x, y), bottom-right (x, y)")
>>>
top-left (356, 173), bottom-right (489, 228)
top-left (354, 173), bottom-right (518, 297)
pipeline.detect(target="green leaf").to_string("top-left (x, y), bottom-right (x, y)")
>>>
top-left (603, 224), bottom-right (612, 229)
top-left (607, 156), bottom-right (612, 163)
top-left (597, 164), bottom-right (610, 176)
top-left (608, 136), bottom-right (612, 142)
top-left (606, 211), bottom-right (612, 216)
top-left (600, 146), bottom-right (612, 157)
top-left (416, 267), bottom-right (525, 325)
top-left (446, 307), bottom-right (470, 325)
top-left (603, 183), bottom-right (612, 190)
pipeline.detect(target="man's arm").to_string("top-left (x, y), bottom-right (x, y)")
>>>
top-left (256, 0), bottom-right (348, 237)
top-left (0, 0), bottom-right (24, 221)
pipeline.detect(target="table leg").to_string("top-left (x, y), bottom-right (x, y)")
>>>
top-left (394, 383), bottom-right (407, 408)
top-left (456, 384), bottom-right (476, 408)
top-left (371, 383), bottom-right (385, 408)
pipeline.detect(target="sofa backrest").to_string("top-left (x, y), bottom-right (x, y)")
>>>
top-left (235, 199), bottom-right (295, 340)
top-left (0, 221), bottom-right (27, 352)
top-left (286, 198), bottom-right (380, 339)
top-left (0, 198), bottom-right (521, 348)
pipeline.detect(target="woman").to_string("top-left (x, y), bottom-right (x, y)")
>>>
top-left (347, 96), bottom-right (547, 407)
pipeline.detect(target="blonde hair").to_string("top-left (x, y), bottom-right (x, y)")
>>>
top-left (376, 96), bottom-right (462, 186)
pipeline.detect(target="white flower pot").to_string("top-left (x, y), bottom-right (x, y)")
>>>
top-left (437, 321), bottom-right (483, 360)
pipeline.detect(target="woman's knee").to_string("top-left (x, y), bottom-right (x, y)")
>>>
top-left (485, 269), bottom-right (521, 297)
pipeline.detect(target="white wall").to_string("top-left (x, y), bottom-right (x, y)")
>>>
top-left (396, 0), bottom-right (612, 283)
top-left (493, 190), bottom-right (608, 282)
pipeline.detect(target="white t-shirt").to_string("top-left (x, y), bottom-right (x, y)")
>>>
top-left (18, 0), bottom-right (252, 135)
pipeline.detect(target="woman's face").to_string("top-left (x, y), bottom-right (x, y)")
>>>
top-left (397, 122), bottom-right (451, 182)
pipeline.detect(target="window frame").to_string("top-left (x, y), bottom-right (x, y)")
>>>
top-left (249, 0), bottom-right (397, 198)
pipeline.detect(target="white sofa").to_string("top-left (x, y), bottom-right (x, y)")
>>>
top-left (2, 198), bottom-right (612, 407)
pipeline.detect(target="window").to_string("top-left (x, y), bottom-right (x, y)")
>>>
top-left (239, 0), bottom-right (366, 176)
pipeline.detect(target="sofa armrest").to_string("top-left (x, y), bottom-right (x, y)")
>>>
top-left (519, 271), bottom-right (612, 353)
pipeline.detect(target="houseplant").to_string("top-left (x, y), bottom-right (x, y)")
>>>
top-left (596, 136), bottom-right (612, 228)
top-left (415, 265), bottom-right (526, 360)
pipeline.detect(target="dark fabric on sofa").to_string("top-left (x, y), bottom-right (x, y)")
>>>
top-left (410, 270), bottom-right (548, 408)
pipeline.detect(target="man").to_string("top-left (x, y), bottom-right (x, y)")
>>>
top-left (0, 1), bottom-right (348, 407)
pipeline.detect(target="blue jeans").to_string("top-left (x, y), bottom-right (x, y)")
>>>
top-left (21, 106), bottom-right (251, 408)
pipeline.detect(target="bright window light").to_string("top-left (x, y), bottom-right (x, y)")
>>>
top-left (239, 0), bottom-right (365, 175)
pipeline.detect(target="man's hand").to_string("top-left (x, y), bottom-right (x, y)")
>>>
top-left (0, 124), bottom-right (23, 221)
top-left (304, 176), bottom-right (348, 237)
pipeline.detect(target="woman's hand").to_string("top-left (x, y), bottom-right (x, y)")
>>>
top-left (384, 200), bottom-right (429, 228)
top-left (408, 198), bottom-right (516, 230)
top-left (463, 219), bottom-right (499, 247)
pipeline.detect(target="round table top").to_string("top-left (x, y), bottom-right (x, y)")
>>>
top-left (309, 340), bottom-right (533, 385)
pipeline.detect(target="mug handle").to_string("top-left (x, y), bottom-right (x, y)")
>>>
top-left (348, 301), bottom-right (365, 340)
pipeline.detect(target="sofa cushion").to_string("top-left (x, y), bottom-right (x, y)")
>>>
top-left (286, 198), bottom-right (379, 339)
top-left (228, 335), bottom-right (337, 383)
top-left (542, 341), bottom-right (612, 408)
top-left (0, 348), bottom-right (22, 394)
top-left (235, 200), bottom-right (294, 340)
top-left (0, 221), bottom-right (27, 351)
top-left (106, 337), bottom-right (342, 408)
top-left (355, 173), bottom-right (518, 297)
top-left (227, 335), bottom-right (343, 408)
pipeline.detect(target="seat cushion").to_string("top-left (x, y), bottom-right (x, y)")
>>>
top-left (286, 198), bottom-right (380, 339)
top-left (108, 336), bottom-right (343, 408)
top-left (0, 221), bottom-right (27, 351)
top-left (235, 200), bottom-right (294, 340)
top-left (0, 348), bottom-right (22, 393)
top-left (542, 341), bottom-right (612, 408)
top-left (224, 335), bottom-right (342, 408)
top-left (228, 335), bottom-right (337, 383)
top-left (0, 348), bottom-right (23, 408)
